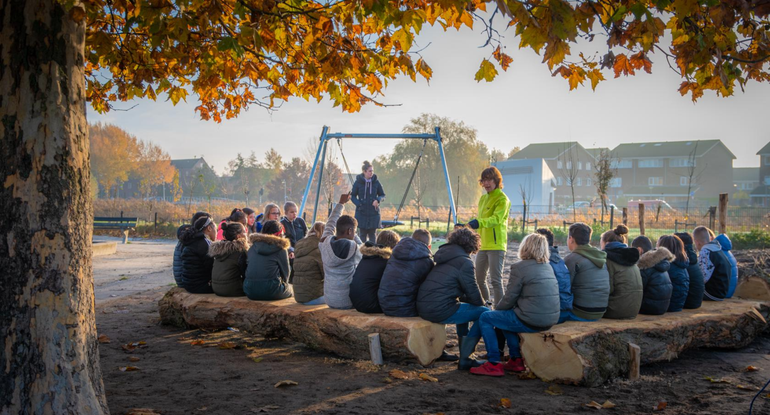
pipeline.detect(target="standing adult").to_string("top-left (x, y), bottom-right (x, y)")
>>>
top-left (351, 160), bottom-right (385, 244)
top-left (468, 166), bottom-right (511, 307)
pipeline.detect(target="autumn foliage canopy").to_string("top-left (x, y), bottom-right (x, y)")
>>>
top-left (77, 0), bottom-right (770, 121)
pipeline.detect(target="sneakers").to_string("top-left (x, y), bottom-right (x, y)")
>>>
top-left (502, 357), bottom-right (526, 372)
top-left (438, 350), bottom-right (459, 362)
top-left (469, 361), bottom-right (505, 377)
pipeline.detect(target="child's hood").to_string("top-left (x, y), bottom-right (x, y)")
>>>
top-left (638, 247), bottom-right (674, 271)
top-left (714, 234), bottom-right (733, 251)
top-left (392, 237), bottom-right (432, 262)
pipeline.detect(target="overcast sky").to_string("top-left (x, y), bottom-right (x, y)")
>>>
top-left (87, 21), bottom-right (770, 175)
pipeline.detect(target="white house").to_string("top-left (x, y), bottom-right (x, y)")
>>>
top-left (493, 158), bottom-right (556, 215)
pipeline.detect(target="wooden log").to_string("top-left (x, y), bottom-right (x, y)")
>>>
top-left (638, 203), bottom-right (645, 236)
top-left (735, 277), bottom-right (770, 301)
top-left (627, 343), bottom-right (640, 381)
top-left (519, 299), bottom-right (770, 386)
top-left (718, 193), bottom-right (728, 234)
top-left (369, 333), bottom-right (384, 365)
top-left (158, 287), bottom-right (445, 366)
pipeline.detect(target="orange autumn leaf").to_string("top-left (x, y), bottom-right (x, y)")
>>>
top-left (613, 54), bottom-right (635, 78)
top-left (500, 398), bottom-right (512, 408)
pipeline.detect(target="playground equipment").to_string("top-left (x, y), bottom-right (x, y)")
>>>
top-left (299, 126), bottom-right (457, 227)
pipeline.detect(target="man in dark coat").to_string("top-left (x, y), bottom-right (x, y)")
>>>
top-left (379, 230), bottom-right (434, 317)
top-left (351, 161), bottom-right (385, 244)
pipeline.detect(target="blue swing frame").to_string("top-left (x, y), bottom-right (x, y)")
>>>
top-left (299, 126), bottom-right (458, 226)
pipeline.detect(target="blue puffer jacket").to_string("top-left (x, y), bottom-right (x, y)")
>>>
top-left (378, 237), bottom-right (434, 317)
top-left (173, 224), bottom-right (190, 285)
top-left (638, 248), bottom-right (674, 315)
top-left (667, 260), bottom-right (690, 312)
top-left (714, 234), bottom-right (738, 298)
top-left (548, 246), bottom-right (573, 311)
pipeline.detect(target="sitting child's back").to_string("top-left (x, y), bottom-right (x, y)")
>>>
top-left (379, 230), bottom-right (434, 317)
top-left (350, 231), bottom-right (400, 314)
top-left (320, 196), bottom-right (362, 309)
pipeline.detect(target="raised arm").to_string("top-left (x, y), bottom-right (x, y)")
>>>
top-left (321, 194), bottom-right (350, 242)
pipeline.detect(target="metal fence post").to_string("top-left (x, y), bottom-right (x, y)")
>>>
top-left (622, 208), bottom-right (628, 225)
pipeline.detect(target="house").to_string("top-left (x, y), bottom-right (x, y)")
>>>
top-left (734, 168), bottom-right (759, 192)
top-left (610, 140), bottom-right (735, 207)
top-left (750, 143), bottom-right (770, 206)
top-left (508, 142), bottom-right (598, 206)
top-left (493, 158), bottom-right (556, 215)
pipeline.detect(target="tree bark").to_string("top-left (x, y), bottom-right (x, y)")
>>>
top-left (159, 288), bottom-right (447, 366)
top-left (519, 300), bottom-right (770, 387)
top-left (0, 0), bottom-right (108, 413)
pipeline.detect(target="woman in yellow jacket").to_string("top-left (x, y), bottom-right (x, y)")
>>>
top-left (468, 167), bottom-right (511, 307)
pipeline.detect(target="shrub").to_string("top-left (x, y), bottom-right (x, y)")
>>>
top-left (729, 229), bottom-right (770, 250)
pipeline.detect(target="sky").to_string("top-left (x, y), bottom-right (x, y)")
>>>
top-left (87, 20), bottom-right (770, 175)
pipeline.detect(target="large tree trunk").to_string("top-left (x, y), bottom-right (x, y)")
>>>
top-left (0, 0), bottom-right (108, 413)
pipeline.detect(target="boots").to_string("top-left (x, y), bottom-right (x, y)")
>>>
top-left (457, 336), bottom-right (485, 370)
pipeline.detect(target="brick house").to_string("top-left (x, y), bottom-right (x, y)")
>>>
top-left (609, 140), bottom-right (735, 207)
top-left (508, 142), bottom-right (598, 206)
top-left (750, 142), bottom-right (770, 206)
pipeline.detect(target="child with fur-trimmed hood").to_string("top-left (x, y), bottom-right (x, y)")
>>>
top-left (632, 236), bottom-right (673, 315)
top-left (243, 220), bottom-right (293, 301)
top-left (349, 231), bottom-right (401, 314)
top-left (209, 222), bottom-right (250, 297)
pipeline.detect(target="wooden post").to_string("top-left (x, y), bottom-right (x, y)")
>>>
top-left (522, 201), bottom-right (527, 233)
top-left (154, 212), bottom-right (158, 231)
top-left (628, 343), bottom-right (641, 381)
top-left (622, 208), bottom-right (628, 225)
top-left (123, 230), bottom-right (129, 245)
top-left (709, 207), bottom-right (716, 230)
top-left (609, 207), bottom-right (615, 229)
top-left (368, 333), bottom-right (384, 365)
top-left (638, 203), bottom-right (645, 236)
top-left (718, 193), bottom-right (728, 234)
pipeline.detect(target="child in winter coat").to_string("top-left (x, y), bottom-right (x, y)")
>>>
top-left (657, 235), bottom-right (690, 312)
top-left (174, 211), bottom-right (210, 286)
top-left (292, 222), bottom-right (325, 305)
top-left (179, 215), bottom-right (217, 293)
top-left (417, 227), bottom-right (489, 370)
top-left (320, 194), bottom-right (363, 310)
top-left (216, 209), bottom-right (248, 241)
top-left (601, 225), bottom-right (643, 320)
top-left (209, 223), bottom-right (250, 297)
top-left (378, 229), bottom-right (435, 317)
top-left (536, 228), bottom-right (573, 316)
top-left (470, 233), bottom-right (560, 377)
top-left (675, 232), bottom-right (705, 309)
top-left (632, 236), bottom-right (673, 315)
top-left (714, 234), bottom-right (739, 298)
top-left (561, 223), bottom-right (610, 322)
top-left (693, 226), bottom-right (731, 301)
top-left (243, 220), bottom-right (293, 301)
top-left (349, 230), bottom-right (401, 313)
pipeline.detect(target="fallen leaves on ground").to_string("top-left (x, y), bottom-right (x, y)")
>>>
top-left (500, 398), bottom-right (512, 408)
top-left (125, 409), bottom-right (161, 415)
top-left (517, 371), bottom-right (537, 380)
top-left (583, 400), bottom-right (615, 409)
top-left (389, 369), bottom-right (411, 380)
top-left (746, 365), bottom-right (760, 372)
top-left (419, 373), bottom-right (438, 382)
top-left (190, 340), bottom-right (204, 346)
top-left (252, 357), bottom-right (263, 363)
top-left (97, 334), bottom-right (111, 343)
top-left (545, 384), bottom-right (563, 396)
top-left (653, 401), bottom-right (667, 411)
top-left (737, 384), bottom-right (759, 391)
top-left (122, 341), bottom-right (147, 353)
top-left (704, 376), bottom-right (731, 383)
top-left (218, 341), bottom-right (237, 349)
top-left (382, 377), bottom-right (393, 384)
top-left (274, 380), bottom-right (298, 388)
top-left (119, 366), bottom-right (140, 372)
top-left (128, 356), bottom-right (141, 362)
top-left (251, 405), bottom-right (281, 412)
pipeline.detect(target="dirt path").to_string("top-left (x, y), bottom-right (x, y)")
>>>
top-left (93, 240), bottom-right (770, 414)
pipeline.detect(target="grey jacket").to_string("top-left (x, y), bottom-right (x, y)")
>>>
top-left (320, 203), bottom-right (363, 309)
top-left (496, 259), bottom-right (560, 330)
top-left (564, 245), bottom-right (610, 320)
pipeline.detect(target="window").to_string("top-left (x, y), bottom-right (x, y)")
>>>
top-left (680, 176), bottom-right (690, 186)
top-left (566, 178), bottom-right (572, 186)
top-left (557, 160), bottom-right (563, 169)
top-left (576, 178), bottom-right (582, 186)
top-left (648, 177), bottom-right (663, 186)
top-left (566, 161), bottom-right (572, 170)
top-left (578, 162), bottom-right (583, 170)
top-left (639, 159), bottom-right (664, 168)
top-left (586, 162), bottom-right (591, 171)
top-left (610, 178), bottom-right (622, 187)
top-left (557, 177), bottom-right (563, 186)
top-left (611, 159), bottom-right (632, 169)
top-left (765, 176), bottom-right (770, 185)
top-left (586, 178), bottom-right (592, 186)
top-left (670, 158), bottom-right (695, 168)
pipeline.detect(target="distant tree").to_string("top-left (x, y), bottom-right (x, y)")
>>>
top-left (507, 147), bottom-right (521, 159)
top-left (683, 142), bottom-right (705, 219)
top-left (89, 123), bottom-right (139, 198)
top-left (594, 149), bottom-right (616, 222)
top-left (133, 140), bottom-right (176, 199)
top-left (267, 157), bottom-right (311, 204)
top-left (559, 143), bottom-right (581, 222)
top-left (489, 148), bottom-right (507, 164)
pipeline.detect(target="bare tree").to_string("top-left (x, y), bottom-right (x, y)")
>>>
top-left (518, 179), bottom-right (534, 221)
top-left (594, 149), bottom-right (616, 223)
top-left (559, 143), bottom-right (581, 222)
top-left (412, 163), bottom-right (430, 220)
top-left (683, 142), bottom-right (704, 220)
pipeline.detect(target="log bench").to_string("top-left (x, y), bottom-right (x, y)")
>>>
top-left (520, 299), bottom-right (770, 386)
top-left (158, 287), bottom-right (446, 366)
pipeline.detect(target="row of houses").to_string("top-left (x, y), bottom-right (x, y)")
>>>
top-left (493, 139), bottom-right (770, 209)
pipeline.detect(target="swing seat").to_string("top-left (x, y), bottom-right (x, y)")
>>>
top-left (380, 220), bottom-right (404, 228)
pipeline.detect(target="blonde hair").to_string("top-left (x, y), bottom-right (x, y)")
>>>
top-left (261, 203), bottom-right (281, 224)
top-left (693, 226), bottom-right (713, 244)
top-left (518, 233), bottom-right (550, 263)
top-left (306, 221), bottom-right (325, 238)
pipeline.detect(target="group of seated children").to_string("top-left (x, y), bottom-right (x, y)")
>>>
top-left (174, 197), bottom-right (740, 378)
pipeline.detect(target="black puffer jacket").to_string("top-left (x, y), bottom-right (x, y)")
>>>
top-left (281, 216), bottom-right (308, 249)
top-left (173, 224), bottom-right (190, 285)
top-left (638, 248), bottom-right (674, 315)
top-left (179, 230), bottom-right (214, 293)
top-left (683, 243), bottom-right (705, 309)
top-left (349, 244), bottom-right (392, 314)
top-left (416, 244), bottom-right (484, 323)
top-left (378, 237), bottom-right (434, 317)
top-left (667, 260), bottom-right (690, 312)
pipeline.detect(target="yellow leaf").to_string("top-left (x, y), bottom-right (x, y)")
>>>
top-left (274, 380), bottom-right (298, 388)
top-left (389, 369), bottom-right (411, 380)
top-left (419, 373), bottom-right (438, 382)
top-left (218, 341), bottom-right (237, 349)
top-left (474, 59), bottom-right (498, 82)
top-left (545, 384), bottom-right (563, 396)
top-left (98, 334), bottom-right (111, 344)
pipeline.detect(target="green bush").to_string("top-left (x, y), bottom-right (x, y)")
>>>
top-left (729, 229), bottom-right (770, 250)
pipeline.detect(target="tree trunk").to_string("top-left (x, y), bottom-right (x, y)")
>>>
top-left (519, 300), bottom-right (770, 386)
top-left (0, 0), bottom-right (109, 413)
top-left (159, 288), bottom-right (447, 366)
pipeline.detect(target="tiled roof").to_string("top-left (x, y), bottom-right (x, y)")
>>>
top-left (508, 142), bottom-right (584, 160)
top-left (585, 148), bottom-right (610, 159)
top-left (733, 167), bottom-right (759, 182)
top-left (171, 158), bottom-right (204, 170)
top-left (757, 142), bottom-right (770, 155)
top-left (612, 140), bottom-right (734, 159)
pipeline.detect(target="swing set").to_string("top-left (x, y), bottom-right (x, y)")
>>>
top-left (299, 126), bottom-right (458, 228)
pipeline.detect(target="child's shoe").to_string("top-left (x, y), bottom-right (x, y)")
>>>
top-left (469, 361), bottom-right (505, 377)
top-left (502, 357), bottom-right (526, 372)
